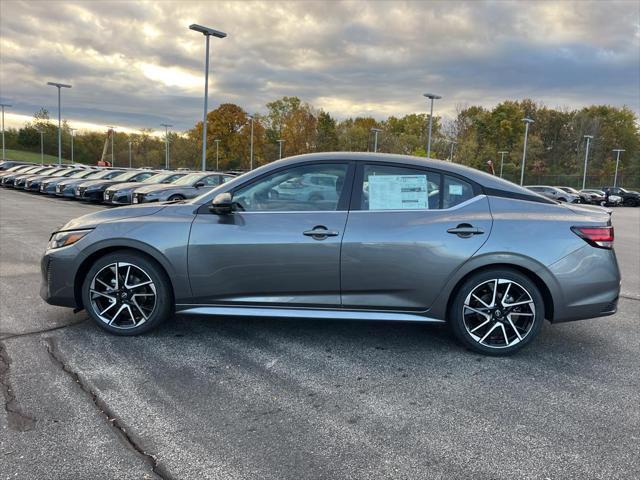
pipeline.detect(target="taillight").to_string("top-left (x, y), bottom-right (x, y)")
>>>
top-left (571, 226), bottom-right (614, 249)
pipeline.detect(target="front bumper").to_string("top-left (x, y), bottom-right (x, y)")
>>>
top-left (40, 247), bottom-right (80, 308)
top-left (76, 188), bottom-right (104, 202)
top-left (56, 185), bottom-right (77, 197)
top-left (104, 191), bottom-right (132, 205)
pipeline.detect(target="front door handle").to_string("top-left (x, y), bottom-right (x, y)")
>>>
top-left (447, 224), bottom-right (484, 238)
top-left (303, 226), bottom-right (340, 240)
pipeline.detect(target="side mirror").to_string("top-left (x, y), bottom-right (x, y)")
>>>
top-left (195, 181), bottom-right (205, 188)
top-left (209, 192), bottom-right (233, 215)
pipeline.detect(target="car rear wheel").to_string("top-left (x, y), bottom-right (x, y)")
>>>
top-left (82, 251), bottom-right (172, 335)
top-left (449, 269), bottom-right (545, 355)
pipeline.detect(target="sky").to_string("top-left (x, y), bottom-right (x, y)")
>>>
top-left (1, 0), bottom-right (639, 135)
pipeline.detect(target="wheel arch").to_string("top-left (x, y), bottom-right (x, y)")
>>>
top-left (427, 253), bottom-right (561, 323)
top-left (73, 241), bottom-right (177, 309)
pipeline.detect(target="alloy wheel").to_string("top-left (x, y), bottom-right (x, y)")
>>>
top-left (89, 262), bottom-right (157, 329)
top-left (462, 278), bottom-right (536, 349)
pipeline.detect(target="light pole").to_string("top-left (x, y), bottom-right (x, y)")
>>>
top-left (423, 93), bottom-right (441, 159)
top-left (128, 140), bottom-right (133, 168)
top-left (47, 82), bottom-right (72, 165)
top-left (107, 126), bottom-right (116, 166)
top-left (520, 118), bottom-right (534, 186)
top-left (371, 128), bottom-right (382, 152)
top-left (277, 139), bottom-right (285, 159)
top-left (214, 139), bottom-right (220, 171)
top-left (0, 103), bottom-right (11, 161)
top-left (161, 123), bottom-right (172, 169)
top-left (39, 130), bottom-right (44, 164)
top-left (498, 151), bottom-right (509, 178)
top-left (581, 135), bottom-right (594, 190)
top-left (69, 127), bottom-right (76, 164)
top-left (447, 140), bottom-right (457, 162)
top-left (190, 24), bottom-right (227, 172)
top-left (248, 115), bottom-right (254, 170)
top-left (612, 149), bottom-right (625, 187)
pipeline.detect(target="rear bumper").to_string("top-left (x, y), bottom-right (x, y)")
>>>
top-left (548, 245), bottom-right (621, 323)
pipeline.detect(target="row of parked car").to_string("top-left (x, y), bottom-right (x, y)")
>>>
top-left (0, 161), bottom-right (235, 205)
top-left (524, 185), bottom-right (640, 207)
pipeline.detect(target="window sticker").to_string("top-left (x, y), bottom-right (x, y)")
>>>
top-left (449, 184), bottom-right (463, 195)
top-left (368, 174), bottom-right (428, 210)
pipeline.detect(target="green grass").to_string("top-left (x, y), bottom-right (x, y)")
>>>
top-left (3, 149), bottom-right (70, 164)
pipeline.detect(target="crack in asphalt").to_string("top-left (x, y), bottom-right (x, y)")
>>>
top-left (0, 318), bottom-right (88, 341)
top-left (0, 340), bottom-right (37, 432)
top-left (44, 337), bottom-right (172, 480)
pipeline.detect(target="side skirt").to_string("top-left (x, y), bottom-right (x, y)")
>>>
top-left (175, 305), bottom-right (446, 323)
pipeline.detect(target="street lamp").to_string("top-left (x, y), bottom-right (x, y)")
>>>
top-left (612, 149), bottom-right (625, 187)
top-left (582, 135), bottom-right (594, 190)
top-left (128, 140), bottom-right (133, 168)
top-left (214, 139), bottom-right (220, 171)
top-left (38, 129), bottom-right (44, 165)
top-left (498, 151), bottom-right (509, 178)
top-left (520, 118), bottom-right (534, 185)
top-left (160, 123), bottom-right (172, 169)
top-left (423, 93), bottom-right (441, 159)
top-left (190, 24), bottom-right (227, 172)
top-left (47, 82), bottom-right (72, 165)
top-left (447, 140), bottom-right (457, 162)
top-left (277, 139), bottom-right (285, 159)
top-left (248, 115), bottom-right (254, 170)
top-left (107, 126), bottom-right (116, 166)
top-left (370, 128), bottom-right (382, 152)
top-left (69, 127), bottom-right (76, 164)
top-left (0, 103), bottom-right (11, 161)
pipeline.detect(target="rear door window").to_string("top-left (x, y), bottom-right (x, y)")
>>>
top-left (361, 165), bottom-right (440, 210)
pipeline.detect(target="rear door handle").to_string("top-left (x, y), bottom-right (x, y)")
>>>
top-left (303, 226), bottom-right (340, 240)
top-left (447, 224), bottom-right (484, 237)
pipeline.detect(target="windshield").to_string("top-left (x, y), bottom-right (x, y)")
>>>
top-left (70, 170), bottom-right (95, 178)
top-left (52, 169), bottom-right (74, 177)
top-left (142, 173), bottom-right (174, 184)
top-left (172, 173), bottom-right (203, 186)
top-left (34, 168), bottom-right (57, 175)
top-left (111, 170), bottom-right (144, 181)
top-left (87, 169), bottom-right (122, 180)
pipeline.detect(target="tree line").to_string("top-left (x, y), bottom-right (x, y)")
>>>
top-left (4, 97), bottom-right (639, 188)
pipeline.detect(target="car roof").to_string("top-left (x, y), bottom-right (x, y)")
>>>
top-left (272, 152), bottom-right (538, 197)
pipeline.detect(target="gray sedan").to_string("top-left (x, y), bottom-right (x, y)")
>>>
top-left (131, 172), bottom-right (232, 203)
top-left (41, 153), bottom-right (620, 355)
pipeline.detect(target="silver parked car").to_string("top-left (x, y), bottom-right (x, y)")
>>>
top-left (41, 153), bottom-right (620, 355)
top-left (525, 185), bottom-right (579, 203)
top-left (131, 172), bottom-right (232, 204)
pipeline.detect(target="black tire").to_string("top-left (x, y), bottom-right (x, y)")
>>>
top-left (448, 268), bottom-right (545, 356)
top-left (168, 194), bottom-right (185, 201)
top-left (558, 197), bottom-right (567, 203)
top-left (81, 250), bottom-right (173, 335)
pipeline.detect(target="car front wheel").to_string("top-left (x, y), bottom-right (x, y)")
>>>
top-left (82, 251), bottom-right (173, 335)
top-left (449, 269), bottom-right (545, 355)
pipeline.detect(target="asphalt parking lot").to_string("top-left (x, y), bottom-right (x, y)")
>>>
top-left (1, 188), bottom-right (639, 480)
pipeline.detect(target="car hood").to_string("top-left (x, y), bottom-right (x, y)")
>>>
top-left (105, 181), bottom-right (144, 192)
top-left (135, 184), bottom-right (194, 194)
top-left (77, 179), bottom-right (123, 189)
top-left (60, 204), bottom-right (167, 230)
top-left (58, 178), bottom-right (93, 187)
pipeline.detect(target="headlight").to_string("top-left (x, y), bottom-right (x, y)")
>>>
top-left (47, 229), bottom-right (92, 250)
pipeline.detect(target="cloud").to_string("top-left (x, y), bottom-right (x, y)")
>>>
top-left (1, 0), bottom-right (638, 132)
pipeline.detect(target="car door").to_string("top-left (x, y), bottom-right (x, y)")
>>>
top-left (340, 162), bottom-right (493, 311)
top-left (188, 161), bottom-right (354, 306)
